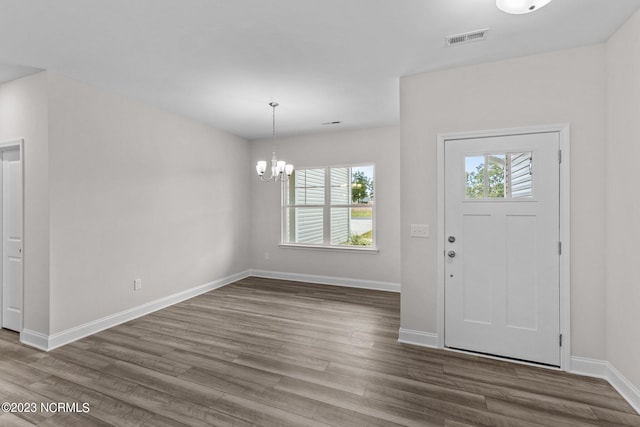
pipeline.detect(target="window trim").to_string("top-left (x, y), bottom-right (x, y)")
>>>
top-left (278, 243), bottom-right (379, 253)
top-left (281, 163), bottom-right (377, 250)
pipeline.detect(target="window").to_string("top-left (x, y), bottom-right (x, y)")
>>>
top-left (465, 152), bottom-right (533, 200)
top-left (283, 165), bottom-right (375, 248)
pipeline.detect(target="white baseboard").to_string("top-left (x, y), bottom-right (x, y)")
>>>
top-left (608, 363), bottom-right (640, 415)
top-left (398, 328), bottom-right (439, 348)
top-left (570, 356), bottom-right (640, 414)
top-left (20, 329), bottom-right (49, 351)
top-left (570, 356), bottom-right (609, 378)
top-left (250, 269), bottom-right (400, 293)
top-left (21, 270), bottom-right (251, 352)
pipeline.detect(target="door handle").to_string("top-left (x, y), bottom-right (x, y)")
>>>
top-left (448, 251), bottom-right (456, 258)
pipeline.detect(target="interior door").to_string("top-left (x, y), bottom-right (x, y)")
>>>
top-left (2, 148), bottom-right (23, 332)
top-left (444, 132), bottom-right (560, 366)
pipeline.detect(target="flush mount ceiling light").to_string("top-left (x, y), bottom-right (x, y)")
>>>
top-left (496, 0), bottom-right (553, 14)
top-left (255, 102), bottom-right (294, 183)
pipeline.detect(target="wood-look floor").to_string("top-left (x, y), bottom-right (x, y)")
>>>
top-left (0, 277), bottom-right (638, 426)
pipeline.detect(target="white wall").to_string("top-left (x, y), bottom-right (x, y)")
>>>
top-left (47, 74), bottom-right (251, 334)
top-left (0, 72), bottom-right (50, 335)
top-left (250, 126), bottom-right (401, 287)
top-left (400, 45), bottom-right (608, 360)
top-left (605, 8), bottom-right (640, 391)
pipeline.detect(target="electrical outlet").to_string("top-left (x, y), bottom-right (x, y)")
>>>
top-left (134, 278), bottom-right (142, 291)
top-left (264, 251), bottom-right (270, 260)
top-left (410, 224), bottom-right (430, 238)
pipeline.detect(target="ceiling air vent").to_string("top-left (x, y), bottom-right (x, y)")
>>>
top-left (445, 29), bottom-right (489, 47)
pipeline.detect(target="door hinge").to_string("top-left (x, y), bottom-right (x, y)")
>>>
top-left (558, 241), bottom-right (562, 255)
top-left (559, 333), bottom-right (563, 347)
top-left (559, 150), bottom-right (562, 164)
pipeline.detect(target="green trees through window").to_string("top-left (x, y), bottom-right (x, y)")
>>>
top-left (466, 155), bottom-right (505, 199)
top-left (351, 170), bottom-right (374, 203)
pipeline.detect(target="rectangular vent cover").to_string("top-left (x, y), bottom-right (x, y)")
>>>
top-left (446, 29), bottom-right (489, 47)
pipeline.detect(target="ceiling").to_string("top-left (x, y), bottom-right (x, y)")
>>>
top-left (0, 0), bottom-right (638, 140)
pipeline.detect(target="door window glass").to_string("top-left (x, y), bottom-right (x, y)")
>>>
top-left (465, 152), bottom-right (532, 199)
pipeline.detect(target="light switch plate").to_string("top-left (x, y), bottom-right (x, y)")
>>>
top-left (410, 224), bottom-right (429, 238)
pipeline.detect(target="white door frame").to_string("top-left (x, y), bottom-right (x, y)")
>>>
top-left (0, 139), bottom-right (24, 334)
top-left (436, 124), bottom-right (571, 370)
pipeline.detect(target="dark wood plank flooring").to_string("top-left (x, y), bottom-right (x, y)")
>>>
top-left (0, 277), bottom-right (638, 426)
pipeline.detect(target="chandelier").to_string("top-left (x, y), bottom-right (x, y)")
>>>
top-left (255, 102), bottom-right (294, 182)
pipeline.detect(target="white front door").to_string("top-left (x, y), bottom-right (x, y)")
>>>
top-left (1, 148), bottom-right (23, 332)
top-left (444, 132), bottom-right (560, 366)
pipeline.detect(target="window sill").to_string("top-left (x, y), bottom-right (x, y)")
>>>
top-left (279, 243), bottom-right (379, 254)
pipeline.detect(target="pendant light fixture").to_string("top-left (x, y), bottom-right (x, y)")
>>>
top-left (496, 0), bottom-right (552, 14)
top-left (255, 102), bottom-right (294, 182)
